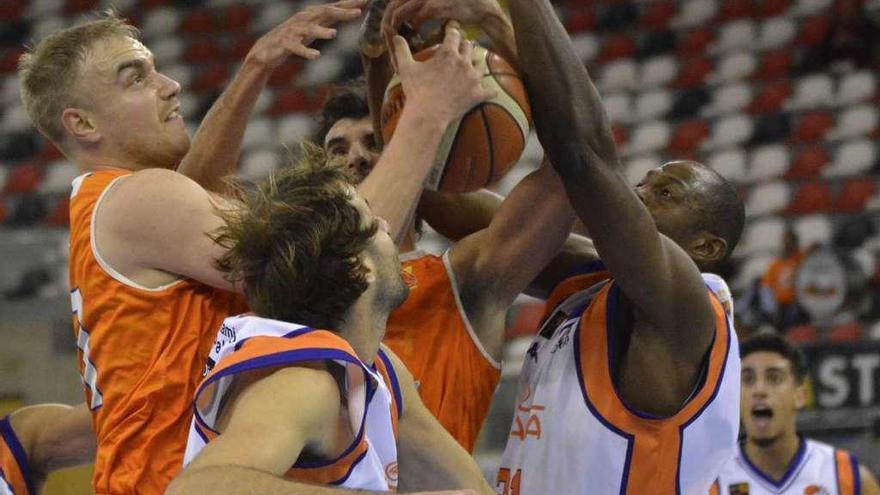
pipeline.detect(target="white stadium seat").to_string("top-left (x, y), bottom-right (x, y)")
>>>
top-left (825, 139), bottom-right (876, 178)
top-left (672, 0), bottom-right (719, 29)
top-left (704, 82), bottom-right (753, 117)
top-left (748, 144), bottom-right (790, 182)
top-left (151, 38), bottom-right (186, 65)
top-left (745, 180), bottom-right (790, 218)
top-left (240, 148), bottom-right (282, 180)
top-left (635, 90), bottom-right (673, 121)
top-left (242, 117), bottom-right (277, 150)
top-left (639, 56), bottom-right (678, 89)
top-left (277, 114), bottom-right (314, 147)
top-left (828, 105), bottom-right (879, 141)
top-left (599, 59), bottom-right (638, 92)
top-left (625, 155), bottom-right (662, 186)
top-left (714, 20), bottom-right (757, 53)
top-left (836, 71), bottom-right (877, 106)
top-left (708, 149), bottom-right (748, 183)
top-left (759, 17), bottom-right (797, 50)
top-left (38, 161), bottom-right (80, 195)
top-left (572, 33), bottom-right (600, 64)
top-left (603, 94), bottom-right (632, 124)
top-left (625, 121), bottom-right (671, 156)
top-left (712, 51), bottom-right (757, 83)
top-left (787, 74), bottom-right (834, 111)
top-left (794, 214), bottom-right (833, 248)
top-left (142, 7), bottom-right (182, 39)
top-left (703, 114), bottom-right (754, 151)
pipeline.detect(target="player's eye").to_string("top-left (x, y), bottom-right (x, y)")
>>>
top-left (660, 188), bottom-right (672, 199)
top-left (330, 145), bottom-right (347, 156)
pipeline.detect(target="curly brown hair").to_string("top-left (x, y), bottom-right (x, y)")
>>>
top-left (214, 144), bottom-right (378, 330)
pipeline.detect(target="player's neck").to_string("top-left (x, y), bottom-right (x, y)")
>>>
top-left (745, 431), bottom-right (802, 481)
top-left (337, 298), bottom-right (388, 365)
top-left (400, 229), bottom-right (416, 254)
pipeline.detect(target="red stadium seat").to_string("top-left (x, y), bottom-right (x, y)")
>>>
top-left (791, 111), bottom-right (834, 142)
top-left (180, 9), bottom-right (217, 35)
top-left (667, 119), bottom-right (709, 154)
top-left (612, 124), bottom-right (629, 147)
top-left (796, 16), bottom-right (831, 47)
top-left (640, 2), bottom-right (676, 30)
top-left (270, 89), bottom-right (322, 115)
top-left (0, 0), bottom-right (26, 21)
top-left (65, 0), bottom-right (95, 14)
top-left (787, 181), bottom-right (833, 214)
top-left (141, 0), bottom-right (169, 8)
top-left (33, 140), bottom-right (64, 164)
top-left (829, 322), bottom-right (864, 343)
top-left (720, 0), bottom-right (756, 20)
top-left (3, 164), bottom-right (44, 195)
top-left (833, 177), bottom-right (876, 213)
top-left (564, 6), bottom-right (598, 33)
top-left (221, 5), bottom-right (252, 33)
top-left (0, 48), bottom-right (23, 74)
top-left (749, 81), bottom-right (792, 114)
top-left (753, 50), bottom-right (794, 81)
top-left (267, 62), bottom-right (302, 88)
top-left (184, 39), bottom-right (224, 64)
top-left (44, 197), bottom-right (69, 227)
top-left (191, 66), bottom-right (229, 93)
top-left (758, 0), bottom-right (792, 17)
top-left (787, 146), bottom-right (830, 179)
top-left (786, 325), bottom-right (819, 344)
top-left (229, 36), bottom-right (257, 60)
top-left (678, 28), bottom-right (714, 57)
top-left (597, 35), bottom-right (636, 64)
top-left (674, 57), bottom-right (712, 88)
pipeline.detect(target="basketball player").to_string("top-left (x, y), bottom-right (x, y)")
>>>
top-left (169, 156), bottom-right (490, 495)
top-left (1, 403), bottom-right (95, 494)
top-left (711, 333), bottom-right (880, 495)
top-left (486, 0), bottom-right (748, 492)
top-left (19, 7), bottom-right (489, 494)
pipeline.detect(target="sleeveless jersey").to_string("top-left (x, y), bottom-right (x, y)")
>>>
top-left (0, 417), bottom-right (34, 495)
top-left (711, 439), bottom-right (862, 495)
top-left (384, 251), bottom-right (500, 452)
top-left (498, 273), bottom-right (740, 495)
top-left (68, 170), bottom-right (248, 494)
top-left (185, 315), bottom-right (402, 491)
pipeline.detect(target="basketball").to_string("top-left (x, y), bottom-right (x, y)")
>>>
top-left (380, 44), bottom-right (533, 193)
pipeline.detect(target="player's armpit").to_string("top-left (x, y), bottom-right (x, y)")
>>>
top-left (860, 463), bottom-right (880, 495)
top-left (94, 168), bottom-right (240, 293)
top-left (380, 347), bottom-right (494, 495)
top-left (167, 365), bottom-right (343, 494)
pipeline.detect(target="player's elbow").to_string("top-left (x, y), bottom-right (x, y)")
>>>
top-left (165, 466), bottom-right (220, 495)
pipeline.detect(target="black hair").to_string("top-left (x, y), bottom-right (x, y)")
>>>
top-left (740, 332), bottom-right (809, 383)
top-left (694, 163), bottom-right (745, 262)
top-left (313, 78), bottom-right (370, 145)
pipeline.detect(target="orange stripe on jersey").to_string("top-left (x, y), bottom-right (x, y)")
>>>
top-left (576, 282), bottom-right (731, 495)
top-left (709, 480), bottom-right (720, 495)
top-left (542, 262), bottom-right (610, 320)
top-left (835, 450), bottom-right (858, 495)
top-left (0, 417), bottom-right (33, 495)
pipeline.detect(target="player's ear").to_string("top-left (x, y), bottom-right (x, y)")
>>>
top-left (794, 378), bottom-right (807, 409)
top-left (690, 233), bottom-right (727, 267)
top-left (62, 107), bottom-right (102, 144)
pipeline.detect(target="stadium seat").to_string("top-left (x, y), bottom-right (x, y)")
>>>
top-left (748, 144), bottom-right (790, 182)
top-left (599, 3), bottom-right (638, 32)
top-left (707, 148), bottom-right (748, 183)
top-left (297, 52), bottom-right (345, 87)
top-left (3, 164), bottom-right (43, 195)
top-left (27, 0), bottom-right (63, 19)
top-left (787, 74), bottom-right (834, 111)
top-left (2, 105), bottom-right (33, 134)
top-left (671, 0), bottom-right (719, 29)
top-left (229, 35), bottom-right (258, 60)
top-left (638, 30), bottom-right (678, 59)
top-left (43, 196), bottom-right (69, 227)
top-left (65, 0), bottom-right (95, 14)
top-left (749, 112), bottom-right (792, 146)
top-left (7, 195), bottom-right (48, 227)
top-left (745, 180), bottom-right (790, 217)
top-left (714, 20), bottom-right (757, 53)
top-left (712, 51), bottom-right (757, 84)
top-left (191, 66), bottom-right (229, 93)
top-left (674, 57), bottom-right (713, 88)
top-left (625, 120), bottom-right (671, 156)
top-left (794, 213), bottom-right (832, 247)
top-left (634, 90), bottom-right (673, 121)
top-left (836, 71), bottom-right (877, 106)
top-left (786, 325), bottom-right (819, 344)
top-left (795, 15), bottom-right (831, 47)
top-left (597, 35), bottom-right (637, 64)
top-left (603, 94), bottom-right (632, 124)
top-left (639, 56), bottom-right (678, 89)
top-left (704, 82), bottom-right (753, 117)
top-left (161, 64), bottom-right (194, 92)
top-left (625, 155), bottom-right (662, 186)
top-left (791, 111), bottom-right (834, 142)
top-left (758, 0), bottom-right (792, 17)
top-left (239, 148), bottom-right (281, 180)
top-left (267, 62), bottom-right (302, 88)
top-left (38, 161), bottom-right (79, 195)
top-left (791, 0), bottom-right (833, 17)
top-left (731, 253), bottom-right (774, 291)
top-left (678, 28), bottom-right (714, 56)
top-left (253, 2), bottom-right (296, 32)
top-left (720, 0), bottom-right (756, 20)
top-left (826, 139), bottom-right (876, 178)
top-left (0, 131), bottom-right (39, 162)
top-left (571, 33), bottom-right (599, 64)
top-left (787, 145), bottom-right (830, 179)
top-left (738, 217), bottom-right (786, 256)
top-left (833, 177), bottom-right (876, 213)
top-left (178, 93), bottom-right (201, 120)
top-left (241, 117), bottom-right (276, 150)
top-left (639, 1), bottom-right (676, 30)
top-left (141, 7), bottom-right (181, 39)
top-left (220, 5), bottom-right (252, 32)
top-left (754, 50), bottom-right (794, 82)
top-left (0, 167), bottom-right (8, 192)
top-left (828, 105), bottom-right (878, 141)
top-left (151, 38), bottom-right (185, 65)
top-left (829, 322), bottom-right (864, 343)
top-left (758, 17), bottom-right (797, 50)
top-left (184, 39), bottom-right (224, 64)
top-left (599, 59), bottom-right (638, 92)
top-left (668, 87), bottom-right (710, 120)
top-left (180, 9), bottom-right (217, 35)
top-left (703, 114), bottom-right (754, 151)
top-left (277, 114), bottom-right (314, 147)
top-left (749, 81), bottom-right (792, 114)
top-left (563, 5), bottom-right (598, 33)
top-left (30, 16), bottom-right (65, 47)
top-left (787, 182), bottom-right (832, 214)
top-left (612, 125), bottom-right (629, 148)
top-left (667, 119), bottom-right (710, 155)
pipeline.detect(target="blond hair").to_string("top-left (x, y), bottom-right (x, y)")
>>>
top-left (18, 11), bottom-right (139, 147)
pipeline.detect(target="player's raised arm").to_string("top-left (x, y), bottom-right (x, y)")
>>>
top-left (507, 0), bottom-right (715, 356)
top-left (177, 0), bottom-right (366, 192)
top-left (357, 24), bottom-right (494, 244)
top-left (861, 464), bottom-right (880, 495)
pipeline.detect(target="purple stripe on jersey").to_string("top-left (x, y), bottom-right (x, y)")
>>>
top-left (376, 349), bottom-right (403, 420)
top-left (573, 321), bottom-right (634, 495)
top-left (328, 448), bottom-right (370, 486)
top-left (851, 452), bottom-right (861, 495)
top-left (739, 437), bottom-right (807, 491)
top-left (0, 416), bottom-right (35, 495)
top-left (564, 260), bottom-right (607, 279)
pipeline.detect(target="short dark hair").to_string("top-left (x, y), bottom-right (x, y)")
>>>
top-left (313, 78), bottom-right (370, 145)
top-left (740, 332), bottom-right (809, 383)
top-left (694, 164), bottom-right (745, 262)
top-left (214, 144), bottom-right (378, 330)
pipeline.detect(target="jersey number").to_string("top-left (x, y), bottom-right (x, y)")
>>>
top-left (496, 468), bottom-right (521, 495)
top-left (71, 289), bottom-right (103, 410)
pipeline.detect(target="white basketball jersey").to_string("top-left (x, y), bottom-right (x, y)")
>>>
top-left (497, 274), bottom-right (740, 495)
top-left (712, 439), bottom-right (862, 495)
top-left (184, 315), bottom-right (401, 491)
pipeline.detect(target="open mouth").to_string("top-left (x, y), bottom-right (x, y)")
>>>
top-left (165, 106), bottom-right (182, 122)
top-left (751, 406), bottom-right (773, 427)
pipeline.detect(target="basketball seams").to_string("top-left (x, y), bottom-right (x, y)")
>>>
top-left (478, 106), bottom-right (496, 187)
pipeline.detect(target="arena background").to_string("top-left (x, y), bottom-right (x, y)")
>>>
top-left (0, 0), bottom-right (878, 492)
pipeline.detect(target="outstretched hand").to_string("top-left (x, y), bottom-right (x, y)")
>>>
top-left (382, 0), bottom-right (504, 40)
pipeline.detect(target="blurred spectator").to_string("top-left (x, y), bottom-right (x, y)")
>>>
top-left (761, 228), bottom-right (808, 329)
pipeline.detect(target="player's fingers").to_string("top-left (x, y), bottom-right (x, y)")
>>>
top-left (411, 2), bottom-right (442, 28)
top-left (285, 41), bottom-right (321, 60)
top-left (391, 34), bottom-right (415, 71)
top-left (314, 5), bottom-right (364, 23)
top-left (388, 0), bottom-right (421, 35)
top-left (332, 0), bottom-right (368, 9)
top-left (478, 86), bottom-right (498, 102)
top-left (294, 24), bottom-right (338, 42)
top-left (440, 21), bottom-right (462, 52)
top-left (381, 0), bottom-right (404, 39)
top-left (460, 38), bottom-right (473, 60)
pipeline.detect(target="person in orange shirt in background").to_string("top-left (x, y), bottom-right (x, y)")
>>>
top-left (761, 229), bottom-right (808, 330)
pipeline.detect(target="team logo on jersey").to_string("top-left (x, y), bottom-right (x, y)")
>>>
top-left (385, 461), bottom-right (399, 489)
top-left (803, 485), bottom-right (831, 495)
top-left (401, 266), bottom-right (417, 289)
top-left (729, 483), bottom-right (750, 495)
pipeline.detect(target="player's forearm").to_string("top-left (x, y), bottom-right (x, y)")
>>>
top-left (507, 0), bottom-right (616, 177)
top-left (480, 11), bottom-right (518, 68)
top-left (167, 465), bottom-right (378, 495)
top-left (176, 57), bottom-right (273, 193)
top-left (357, 108), bottom-right (447, 244)
top-left (361, 52), bottom-right (395, 148)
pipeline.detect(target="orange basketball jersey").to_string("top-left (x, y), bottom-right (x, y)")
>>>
top-left (68, 170), bottom-right (247, 494)
top-left (0, 417), bottom-right (34, 495)
top-left (384, 251), bottom-right (500, 452)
